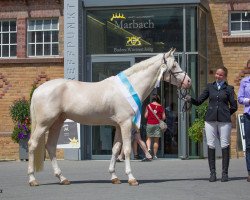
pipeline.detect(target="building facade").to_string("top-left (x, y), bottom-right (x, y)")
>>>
top-left (0, 0), bottom-right (64, 159)
top-left (0, 0), bottom-right (249, 160)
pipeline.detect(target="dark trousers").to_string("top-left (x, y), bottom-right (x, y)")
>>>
top-left (243, 113), bottom-right (250, 172)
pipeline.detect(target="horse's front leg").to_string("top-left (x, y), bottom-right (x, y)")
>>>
top-left (109, 127), bottom-right (122, 184)
top-left (121, 123), bottom-right (139, 186)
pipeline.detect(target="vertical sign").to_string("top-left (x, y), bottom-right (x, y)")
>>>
top-left (238, 114), bottom-right (246, 151)
top-left (64, 0), bottom-right (79, 80)
top-left (64, 0), bottom-right (82, 160)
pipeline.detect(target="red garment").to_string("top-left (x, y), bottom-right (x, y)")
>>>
top-left (146, 103), bottom-right (164, 125)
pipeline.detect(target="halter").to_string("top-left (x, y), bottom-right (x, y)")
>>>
top-left (162, 54), bottom-right (191, 112)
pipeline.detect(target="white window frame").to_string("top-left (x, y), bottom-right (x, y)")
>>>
top-left (27, 18), bottom-right (59, 57)
top-left (230, 11), bottom-right (250, 36)
top-left (0, 20), bottom-right (17, 58)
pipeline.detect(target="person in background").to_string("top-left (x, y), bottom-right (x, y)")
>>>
top-left (165, 102), bottom-right (178, 146)
top-left (237, 76), bottom-right (250, 182)
top-left (117, 129), bottom-right (152, 162)
top-left (144, 94), bottom-right (166, 159)
top-left (185, 67), bottom-right (237, 182)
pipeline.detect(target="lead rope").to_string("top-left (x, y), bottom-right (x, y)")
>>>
top-left (177, 88), bottom-right (191, 112)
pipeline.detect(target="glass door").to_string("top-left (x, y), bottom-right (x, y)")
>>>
top-left (90, 56), bottom-right (134, 159)
top-left (158, 52), bottom-right (198, 158)
top-left (156, 53), bottom-right (182, 158)
top-left (161, 82), bottom-right (179, 158)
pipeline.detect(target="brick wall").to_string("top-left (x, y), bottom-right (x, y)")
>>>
top-left (207, 1), bottom-right (250, 87)
top-left (0, 63), bottom-right (64, 160)
top-left (0, 133), bottom-right (64, 160)
top-left (207, 2), bottom-right (250, 99)
top-left (0, 134), bottom-right (19, 160)
top-left (0, 0), bottom-right (64, 160)
top-left (207, 0), bottom-right (250, 157)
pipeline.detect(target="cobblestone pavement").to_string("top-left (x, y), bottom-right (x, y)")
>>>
top-left (0, 158), bottom-right (249, 200)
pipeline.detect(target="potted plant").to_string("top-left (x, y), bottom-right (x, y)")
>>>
top-left (188, 102), bottom-right (208, 143)
top-left (9, 98), bottom-right (31, 160)
top-left (188, 102), bottom-right (208, 158)
top-left (9, 85), bottom-right (36, 160)
top-left (188, 102), bottom-right (222, 158)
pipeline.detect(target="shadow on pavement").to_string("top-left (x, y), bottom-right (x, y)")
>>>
top-left (40, 176), bottom-right (247, 186)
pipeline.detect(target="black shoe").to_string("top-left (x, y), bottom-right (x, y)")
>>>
top-left (247, 175), bottom-right (250, 182)
top-left (221, 173), bottom-right (228, 182)
top-left (141, 157), bottom-right (152, 162)
top-left (134, 154), bottom-right (140, 160)
top-left (209, 173), bottom-right (217, 182)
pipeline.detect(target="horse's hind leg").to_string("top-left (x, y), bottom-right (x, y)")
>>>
top-left (109, 126), bottom-right (122, 184)
top-left (46, 116), bottom-right (70, 185)
top-left (28, 125), bottom-right (47, 186)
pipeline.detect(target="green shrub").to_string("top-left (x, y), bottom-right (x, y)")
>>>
top-left (188, 102), bottom-right (208, 142)
top-left (9, 85), bottom-right (36, 143)
top-left (9, 98), bottom-right (31, 143)
top-left (10, 99), bottom-right (30, 123)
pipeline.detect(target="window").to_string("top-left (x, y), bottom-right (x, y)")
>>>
top-left (230, 12), bottom-right (250, 35)
top-left (0, 20), bottom-right (17, 58)
top-left (27, 19), bottom-right (59, 56)
top-left (87, 7), bottom-right (184, 54)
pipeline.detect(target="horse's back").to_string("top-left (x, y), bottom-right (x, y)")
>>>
top-left (32, 78), bottom-right (113, 108)
top-left (35, 78), bottom-right (68, 92)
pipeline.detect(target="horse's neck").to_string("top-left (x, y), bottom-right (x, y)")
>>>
top-left (127, 59), bottom-right (162, 102)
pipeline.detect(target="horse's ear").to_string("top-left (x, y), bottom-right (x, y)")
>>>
top-left (165, 49), bottom-right (172, 58)
top-left (170, 48), bottom-right (176, 56)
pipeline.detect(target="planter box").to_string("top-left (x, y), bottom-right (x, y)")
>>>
top-left (19, 139), bottom-right (29, 161)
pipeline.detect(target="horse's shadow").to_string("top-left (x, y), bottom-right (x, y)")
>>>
top-left (40, 176), bottom-right (247, 186)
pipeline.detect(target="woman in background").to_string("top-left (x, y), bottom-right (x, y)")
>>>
top-left (237, 76), bottom-right (250, 182)
top-left (144, 94), bottom-right (166, 159)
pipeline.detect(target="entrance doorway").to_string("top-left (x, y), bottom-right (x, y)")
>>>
top-left (90, 56), bottom-right (134, 159)
top-left (88, 54), bottom-right (190, 159)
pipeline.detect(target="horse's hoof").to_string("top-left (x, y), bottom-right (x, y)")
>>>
top-left (111, 178), bottom-right (121, 184)
top-left (128, 179), bottom-right (139, 186)
top-left (60, 179), bottom-right (71, 185)
top-left (29, 180), bottom-right (39, 186)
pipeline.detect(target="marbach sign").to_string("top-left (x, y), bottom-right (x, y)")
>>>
top-left (114, 19), bottom-right (154, 29)
top-left (111, 13), bottom-right (155, 30)
top-left (110, 13), bottom-right (155, 52)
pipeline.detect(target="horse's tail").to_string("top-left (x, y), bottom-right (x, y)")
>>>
top-left (34, 136), bottom-right (45, 172)
top-left (30, 97), bottom-right (45, 172)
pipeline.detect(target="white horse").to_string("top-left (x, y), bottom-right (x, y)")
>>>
top-left (28, 49), bottom-right (191, 186)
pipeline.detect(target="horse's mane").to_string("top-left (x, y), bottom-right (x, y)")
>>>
top-left (123, 54), bottom-right (163, 77)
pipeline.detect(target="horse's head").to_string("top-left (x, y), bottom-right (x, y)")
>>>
top-left (162, 49), bottom-right (191, 89)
